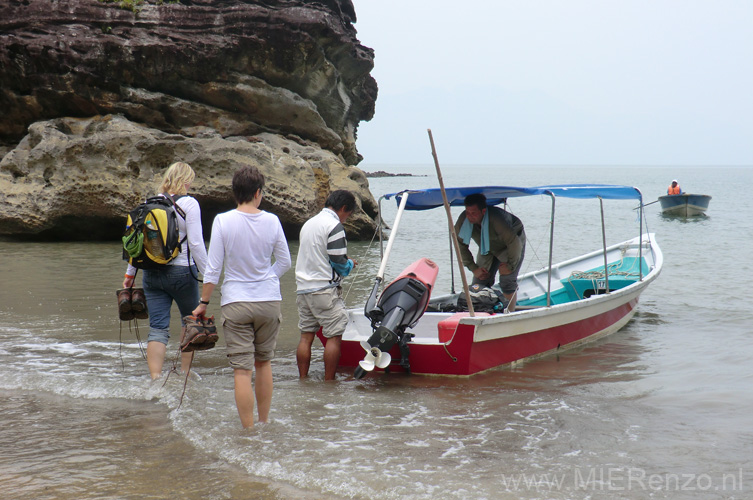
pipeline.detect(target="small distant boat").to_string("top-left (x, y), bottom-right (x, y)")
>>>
top-left (658, 193), bottom-right (712, 217)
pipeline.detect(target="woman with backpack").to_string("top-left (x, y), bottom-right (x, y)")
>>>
top-left (122, 161), bottom-right (208, 380)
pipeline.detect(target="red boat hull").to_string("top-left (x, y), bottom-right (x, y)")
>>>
top-left (323, 295), bottom-right (639, 376)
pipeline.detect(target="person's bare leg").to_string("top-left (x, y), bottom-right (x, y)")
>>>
top-left (323, 335), bottom-right (342, 381)
top-left (146, 341), bottom-right (167, 380)
top-left (180, 351), bottom-right (194, 375)
top-left (296, 333), bottom-right (315, 378)
top-left (254, 360), bottom-right (273, 423)
top-left (233, 368), bottom-right (255, 428)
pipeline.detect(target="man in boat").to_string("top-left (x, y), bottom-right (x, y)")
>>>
top-left (454, 193), bottom-right (526, 312)
top-left (295, 190), bottom-right (357, 381)
top-left (667, 179), bottom-right (682, 195)
top-left (667, 180), bottom-right (682, 195)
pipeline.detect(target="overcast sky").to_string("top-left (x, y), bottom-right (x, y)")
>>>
top-left (350, 0), bottom-right (753, 166)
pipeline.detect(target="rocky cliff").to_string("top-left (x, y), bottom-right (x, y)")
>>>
top-left (0, 0), bottom-right (379, 239)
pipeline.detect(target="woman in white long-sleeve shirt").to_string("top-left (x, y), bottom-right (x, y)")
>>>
top-left (122, 162), bottom-right (208, 380)
top-left (193, 165), bottom-right (291, 429)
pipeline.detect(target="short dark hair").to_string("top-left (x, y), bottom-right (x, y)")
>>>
top-left (232, 165), bottom-right (265, 204)
top-left (325, 189), bottom-right (356, 213)
top-left (464, 193), bottom-right (487, 211)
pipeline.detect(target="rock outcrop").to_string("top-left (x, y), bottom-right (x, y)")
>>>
top-left (0, 0), bottom-right (378, 239)
top-left (0, 114), bottom-right (377, 239)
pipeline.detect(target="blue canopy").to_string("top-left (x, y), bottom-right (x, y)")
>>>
top-left (384, 184), bottom-right (643, 210)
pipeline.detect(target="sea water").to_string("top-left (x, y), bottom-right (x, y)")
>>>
top-left (1, 165), bottom-right (751, 499)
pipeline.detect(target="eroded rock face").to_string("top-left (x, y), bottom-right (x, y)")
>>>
top-left (0, 115), bottom-right (378, 239)
top-left (0, 0), bottom-right (379, 239)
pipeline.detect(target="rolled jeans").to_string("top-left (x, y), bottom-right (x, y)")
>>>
top-left (142, 265), bottom-right (199, 345)
top-left (472, 244), bottom-right (526, 295)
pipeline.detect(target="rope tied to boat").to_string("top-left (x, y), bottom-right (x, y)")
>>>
top-left (342, 220), bottom-right (382, 302)
top-left (442, 342), bottom-right (458, 362)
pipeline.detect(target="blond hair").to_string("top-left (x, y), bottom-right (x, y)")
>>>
top-left (159, 162), bottom-right (196, 195)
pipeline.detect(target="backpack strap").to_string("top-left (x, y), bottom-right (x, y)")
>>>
top-left (163, 193), bottom-right (202, 283)
top-left (163, 193), bottom-right (187, 220)
top-left (163, 193), bottom-right (188, 245)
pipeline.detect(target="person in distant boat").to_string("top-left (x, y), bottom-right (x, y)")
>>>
top-left (192, 165), bottom-right (291, 428)
top-left (295, 190), bottom-right (358, 381)
top-left (667, 180), bottom-right (682, 195)
top-left (454, 193), bottom-right (526, 312)
top-left (123, 161), bottom-right (208, 381)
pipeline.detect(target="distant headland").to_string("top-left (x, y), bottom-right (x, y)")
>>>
top-left (364, 170), bottom-right (426, 178)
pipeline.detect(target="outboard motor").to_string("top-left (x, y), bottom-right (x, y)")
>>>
top-left (354, 258), bottom-right (439, 379)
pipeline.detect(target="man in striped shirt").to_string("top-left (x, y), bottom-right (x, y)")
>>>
top-left (295, 190), bottom-right (357, 380)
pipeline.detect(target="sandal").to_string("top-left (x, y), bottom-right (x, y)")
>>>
top-left (130, 288), bottom-right (148, 319)
top-left (192, 316), bottom-right (218, 350)
top-left (116, 289), bottom-right (134, 321)
top-left (180, 315), bottom-right (215, 352)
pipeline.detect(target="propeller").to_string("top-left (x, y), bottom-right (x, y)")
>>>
top-left (358, 341), bottom-right (392, 372)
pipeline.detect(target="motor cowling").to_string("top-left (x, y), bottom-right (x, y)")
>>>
top-left (356, 258), bottom-right (438, 378)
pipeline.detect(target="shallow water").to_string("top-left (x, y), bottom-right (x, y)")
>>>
top-left (1, 165), bottom-right (751, 499)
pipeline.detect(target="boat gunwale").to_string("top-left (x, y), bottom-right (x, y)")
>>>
top-left (460, 234), bottom-right (660, 325)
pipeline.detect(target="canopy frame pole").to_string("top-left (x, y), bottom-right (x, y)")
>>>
top-left (376, 191), bottom-right (410, 281)
top-left (428, 129), bottom-right (474, 316)
top-left (377, 194), bottom-right (386, 259)
top-left (546, 193), bottom-right (556, 307)
top-left (637, 189), bottom-right (645, 280)
top-left (599, 196), bottom-right (610, 294)
top-left (449, 234), bottom-right (456, 294)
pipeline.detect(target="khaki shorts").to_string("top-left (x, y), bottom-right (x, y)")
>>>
top-left (296, 287), bottom-right (348, 338)
top-left (221, 301), bottom-right (281, 370)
